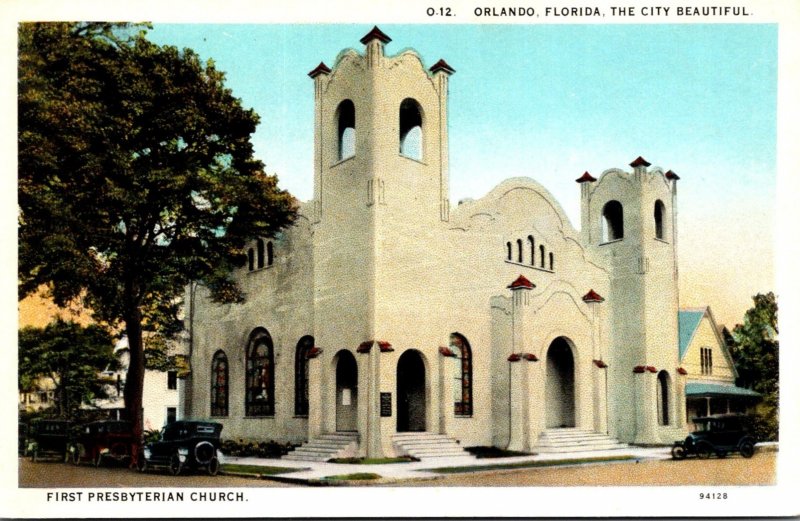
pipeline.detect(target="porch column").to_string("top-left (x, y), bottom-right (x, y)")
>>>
top-left (306, 347), bottom-right (324, 439)
top-left (506, 275), bottom-right (534, 452)
top-left (438, 345), bottom-right (457, 434)
top-left (357, 341), bottom-right (385, 458)
top-left (582, 290), bottom-right (607, 434)
top-left (633, 366), bottom-right (659, 444)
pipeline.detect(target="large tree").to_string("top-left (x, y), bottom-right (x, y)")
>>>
top-left (18, 23), bottom-right (296, 443)
top-left (728, 292), bottom-right (779, 440)
top-left (19, 319), bottom-right (117, 419)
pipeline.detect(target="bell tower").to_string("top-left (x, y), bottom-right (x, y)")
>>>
top-left (307, 27), bottom-right (454, 443)
top-left (580, 156), bottom-right (682, 444)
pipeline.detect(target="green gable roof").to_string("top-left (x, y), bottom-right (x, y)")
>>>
top-left (685, 382), bottom-right (761, 398)
top-left (678, 310), bottom-right (705, 359)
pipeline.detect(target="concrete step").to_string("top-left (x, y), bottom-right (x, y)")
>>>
top-left (392, 432), bottom-right (472, 460)
top-left (533, 429), bottom-right (628, 454)
top-left (282, 432), bottom-right (359, 462)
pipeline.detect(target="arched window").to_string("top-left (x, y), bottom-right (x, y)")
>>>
top-left (337, 100), bottom-right (355, 160)
top-left (247, 248), bottom-right (254, 271)
top-left (516, 239), bottom-right (523, 263)
top-left (549, 252), bottom-right (554, 271)
top-left (539, 245), bottom-right (545, 268)
top-left (602, 200), bottom-right (624, 242)
top-left (527, 235), bottom-right (535, 266)
top-left (256, 239), bottom-right (265, 269)
top-left (210, 350), bottom-right (228, 417)
top-left (295, 336), bottom-right (313, 416)
top-left (450, 333), bottom-right (473, 416)
top-left (267, 241), bottom-right (274, 266)
top-left (657, 370), bottom-right (671, 426)
top-left (654, 200), bottom-right (666, 239)
top-left (399, 98), bottom-right (423, 160)
top-left (506, 241), bottom-right (512, 261)
top-left (245, 329), bottom-right (275, 416)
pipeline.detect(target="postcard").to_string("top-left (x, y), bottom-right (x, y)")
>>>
top-left (3, 0), bottom-right (799, 517)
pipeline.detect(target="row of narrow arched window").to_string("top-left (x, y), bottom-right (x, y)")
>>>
top-left (505, 236), bottom-right (554, 271)
top-left (337, 98), bottom-right (423, 161)
top-left (247, 239), bottom-right (274, 271)
top-left (600, 199), bottom-right (667, 244)
top-left (209, 330), bottom-right (473, 418)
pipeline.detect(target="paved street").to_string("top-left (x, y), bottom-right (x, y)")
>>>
top-left (19, 451), bottom-right (776, 488)
top-left (18, 458), bottom-right (297, 488)
top-left (390, 451), bottom-right (777, 487)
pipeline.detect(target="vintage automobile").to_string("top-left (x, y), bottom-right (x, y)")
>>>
top-left (672, 414), bottom-right (756, 459)
top-left (27, 419), bottom-right (71, 462)
top-left (137, 420), bottom-right (223, 476)
top-left (69, 420), bottom-right (135, 467)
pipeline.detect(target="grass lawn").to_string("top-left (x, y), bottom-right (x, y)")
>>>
top-left (324, 472), bottom-right (382, 481)
top-left (430, 455), bottom-right (637, 474)
top-left (221, 463), bottom-right (301, 476)
top-left (327, 456), bottom-right (417, 464)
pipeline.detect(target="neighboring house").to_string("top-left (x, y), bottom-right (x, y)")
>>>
top-left (184, 26), bottom-right (694, 458)
top-left (18, 377), bottom-right (56, 413)
top-left (678, 307), bottom-right (760, 420)
top-left (91, 338), bottom-right (183, 430)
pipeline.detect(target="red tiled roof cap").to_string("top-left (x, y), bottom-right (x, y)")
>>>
top-left (508, 275), bottom-right (534, 290)
top-left (360, 26), bottom-right (391, 45)
top-left (665, 170), bottom-right (681, 181)
top-left (593, 359), bottom-right (608, 368)
top-left (356, 341), bottom-right (373, 353)
top-left (522, 353), bottom-right (539, 362)
top-left (633, 365), bottom-right (646, 373)
top-left (429, 59), bottom-right (456, 75)
top-left (439, 346), bottom-right (456, 357)
top-left (582, 289), bottom-right (605, 303)
top-left (377, 340), bottom-right (394, 352)
top-left (575, 171), bottom-right (597, 183)
top-left (646, 365), bottom-right (658, 373)
top-left (508, 353), bottom-right (521, 362)
top-left (307, 62), bottom-right (331, 78)
top-left (677, 367), bottom-right (688, 375)
top-left (306, 347), bottom-right (323, 359)
top-left (629, 156), bottom-right (651, 167)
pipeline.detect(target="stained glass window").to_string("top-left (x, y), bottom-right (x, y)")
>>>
top-left (451, 333), bottom-right (473, 416)
top-left (210, 350), bottom-right (228, 417)
top-left (246, 329), bottom-right (275, 416)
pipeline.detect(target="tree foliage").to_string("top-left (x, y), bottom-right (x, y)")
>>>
top-left (19, 319), bottom-right (117, 420)
top-left (18, 22), bottom-right (297, 439)
top-left (728, 292), bottom-right (779, 440)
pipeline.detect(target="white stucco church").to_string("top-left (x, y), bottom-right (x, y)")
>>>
top-left (183, 27), bottom-right (695, 459)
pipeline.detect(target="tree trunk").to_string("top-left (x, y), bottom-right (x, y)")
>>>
top-left (123, 306), bottom-right (145, 451)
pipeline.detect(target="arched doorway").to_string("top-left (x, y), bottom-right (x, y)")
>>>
top-left (545, 337), bottom-right (576, 428)
top-left (335, 351), bottom-right (358, 432)
top-left (397, 350), bottom-right (426, 432)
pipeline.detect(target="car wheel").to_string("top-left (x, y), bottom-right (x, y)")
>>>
top-left (671, 445), bottom-right (687, 460)
top-left (194, 441), bottom-right (215, 465)
top-left (207, 457), bottom-right (220, 476)
top-left (739, 441), bottom-right (755, 458)
top-left (93, 451), bottom-right (104, 467)
top-left (169, 453), bottom-right (183, 476)
top-left (136, 455), bottom-right (148, 473)
top-left (696, 443), bottom-right (713, 459)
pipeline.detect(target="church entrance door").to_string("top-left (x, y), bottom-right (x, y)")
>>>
top-left (397, 350), bottom-right (426, 432)
top-left (335, 351), bottom-right (358, 432)
top-left (545, 337), bottom-right (576, 428)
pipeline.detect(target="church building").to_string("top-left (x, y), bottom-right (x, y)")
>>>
top-left (184, 27), bottom-right (691, 459)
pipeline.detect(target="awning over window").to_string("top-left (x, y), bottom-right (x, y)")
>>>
top-left (685, 382), bottom-right (761, 399)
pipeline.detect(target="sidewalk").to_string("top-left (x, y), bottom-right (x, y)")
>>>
top-left (220, 445), bottom-right (676, 484)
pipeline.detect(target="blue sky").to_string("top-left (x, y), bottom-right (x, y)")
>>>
top-left (147, 23), bottom-right (777, 325)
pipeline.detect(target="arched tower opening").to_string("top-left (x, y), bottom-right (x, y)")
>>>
top-left (396, 349), bottom-right (427, 432)
top-left (657, 370), bottom-right (671, 426)
top-left (334, 350), bottom-right (358, 431)
top-left (601, 200), bottom-right (624, 242)
top-left (336, 99), bottom-right (355, 160)
top-left (654, 199), bottom-right (666, 240)
top-left (399, 98), bottom-right (423, 160)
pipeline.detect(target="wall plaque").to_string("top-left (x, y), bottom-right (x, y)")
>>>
top-left (380, 392), bottom-right (392, 417)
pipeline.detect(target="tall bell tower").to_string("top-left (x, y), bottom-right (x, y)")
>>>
top-left (306, 27), bottom-right (454, 445)
top-left (579, 157), bottom-right (683, 444)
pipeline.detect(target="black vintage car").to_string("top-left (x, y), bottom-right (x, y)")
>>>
top-left (137, 420), bottom-right (223, 476)
top-left (672, 414), bottom-right (756, 459)
top-left (27, 419), bottom-right (71, 462)
top-left (69, 420), bottom-right (136, 467)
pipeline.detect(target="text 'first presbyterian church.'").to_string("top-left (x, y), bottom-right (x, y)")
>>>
top-left (184, 26), bottom-right (691, 459)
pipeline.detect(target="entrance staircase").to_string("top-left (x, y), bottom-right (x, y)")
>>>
top-left (283, 432), bottom-right (359, 462)
top-left (392, 432), bottom-right (473, 460)
top-left (533, 428), bottom-right (628, 454)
